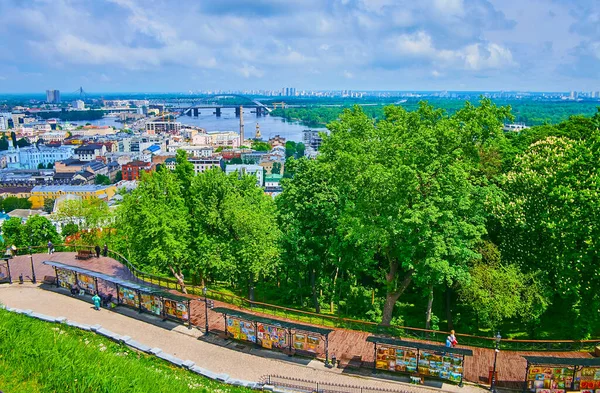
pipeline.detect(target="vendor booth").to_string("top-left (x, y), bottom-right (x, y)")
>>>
top-left (213, 307), bottom-right (333, 363)
top-left (522, 356), bottom-right (600, 393)
top-left (0, 257), bottom-right (12, 284)
top-left (43, 261), bottom-right (193, 328)
top-left (367, 336), bottom-right (473, 385)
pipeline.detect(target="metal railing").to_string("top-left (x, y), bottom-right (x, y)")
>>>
top-left (12, 244), bottom-right (600, 351)
top-left (262, 375), bottom-right (413, 393)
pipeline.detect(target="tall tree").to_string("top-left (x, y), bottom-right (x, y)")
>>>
top-left (188, 169), bottom-right (280, 290)
top-left (498, 132), bottom-right (600, 337)
top-left (318, 101), bottom-right (508, 325)
top-left (116, 169), bottom-right (191, 292)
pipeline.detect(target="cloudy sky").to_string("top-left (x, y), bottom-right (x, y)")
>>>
top-left (0, 0), bottom-right (599, 93)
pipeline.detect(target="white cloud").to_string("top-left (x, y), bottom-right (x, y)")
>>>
top-left (237, 63), bottom-right (264, 78)
top-left (343, 70), bottom-right (354, 79)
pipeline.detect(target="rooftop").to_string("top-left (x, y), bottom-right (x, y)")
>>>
top-left (32, 184), bottom-right (114, 193)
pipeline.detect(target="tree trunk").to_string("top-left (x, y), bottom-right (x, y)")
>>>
top-left (381, 268), bottom-right (414, 326)
top-left (330, 266), bottom-right (339, 313)
top-left (311, 268), bottom-right (320, 313)
top-left (169, 266), bottom-right (187, 294)
top-left (425, 284), bottom-right (434, 330)
top-left (445, 285), bottom-right (454, 330)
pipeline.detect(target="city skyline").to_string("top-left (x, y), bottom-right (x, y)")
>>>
top-left (0, 0), bottom-right (599, 93)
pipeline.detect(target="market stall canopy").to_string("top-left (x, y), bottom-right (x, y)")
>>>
top-left (43, 261), bottom-right (190, 302)
top-left (212, 306), bottom-right (334, 336)
top-left (523, 356), bottom-right (600, 367)
top-left (367, 336), bottom-right (474, 356)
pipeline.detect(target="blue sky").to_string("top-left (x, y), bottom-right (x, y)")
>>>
top-left (0, 0), bottom-right (598, 93)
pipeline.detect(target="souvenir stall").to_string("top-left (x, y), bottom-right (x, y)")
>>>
top-left (156, 291), bottom-right (191, 325)
top-left (213, 307), bottom-right (333, 363)
top-left (367, 336), bottom-right (473, 385)
top-left (43, 261), bottom-right (193, 328)
top-left (76, 273), bottom-right (96, 295)
top-left (0, 257), bottom-right (11, 284)
top-left (56, 266), bottom-right (79, 290)
top-left (522, 356), bottom-right (600, 393)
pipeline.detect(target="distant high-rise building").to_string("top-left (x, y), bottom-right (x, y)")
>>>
top-left (72, 100), bottom-right (85, 110)
top-left (46, 89), bottom-right (61, 103)
top-left (281, 87), bottom-right (295, 96)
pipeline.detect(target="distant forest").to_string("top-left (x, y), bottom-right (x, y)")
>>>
top-left (271, 99), bottom-right (600, 127)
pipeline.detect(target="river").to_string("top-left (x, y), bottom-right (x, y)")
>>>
top-left (71, 108), bottom-right (325, 142)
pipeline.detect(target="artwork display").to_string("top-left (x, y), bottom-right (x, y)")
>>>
top-left (292, 333), bottom-right (320, 353)
top-left (164, 299), bottom-right (189, 321)
top-left (140, 293), bottom-right (162, 316)
top-left (257, 323), bottom-right (288, 350)
top-left (77, 273), bottom-right (95, 295)
top-left (418, 351), bottom-right (463, 383)
top-left (376, 346), bottom-right (418, 373)
top-left (527, 367), bottom-right (575, 391)
top-left (579, 368), bottom-right (600, 390)
top-left (118, 286), bottom-right (139, 308)
top-left (57, 268), bottom-right (76, 289)
top-left (226, 317), bottom-right (256, 343)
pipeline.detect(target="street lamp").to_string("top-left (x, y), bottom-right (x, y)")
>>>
top-left (203, 286), bottom-right (209, 335)
top-left (490, 331), bottom-right (501, 393)
top-left (28, 236), bottom-right (36, 284)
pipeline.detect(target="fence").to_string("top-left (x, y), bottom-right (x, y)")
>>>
top-left (10, 244), bottom-right (600, 352)
top-left (262, 375), bottom-right (413, 393)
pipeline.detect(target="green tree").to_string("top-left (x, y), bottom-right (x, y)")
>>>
top-left (43, 198), bottom-right (55, 214)
top-left (61, 222), bottom-right (79, 238)
top-left (271, 162), bottom-right (281, 175)
top-left (37, 163), bottom-right (45, 169)
top-left (54, 197), bottom-right (112, 230)
top-left (24, 215), bottom-right (60, 247)
top-left (317, 101), bottom-right (509, 325)
top-left (252, 141), bottom-right (271, 152)
top-left (498, 132), bottom-right (600, 337)
top-left (95, 174), bottom-right (111, 185)
top-left (295, 142), bottom-right (305, 158)
top-left (285, 141), bottom-right (296, 158)
top-left (458, 241), bottom-right (549, 331)
top-left (188, 169), bottom-right (280, 291)
top-left (47, 162), bottom-right (54, 169)
top-left (2, 217), bottom-right (25, 247)
top-left (2, 197), bottom-right (32, 213)
top-left (277, 158), bottom-right (343, 312)
top-left (115, 170), bottom-right (122, 182)
top-left (0, 135), bottom-right (8, 151)
top-left (116, 170), bottom-right (191, 292)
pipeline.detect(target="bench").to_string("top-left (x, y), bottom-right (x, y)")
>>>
top-left (75, 250), bottom-right (93, 260)
top-left (43, 275), bottom-right (57, 285)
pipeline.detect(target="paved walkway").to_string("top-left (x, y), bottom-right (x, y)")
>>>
top-left (0, 284), bottom-right (484, 393)
top-left (4, 252), bottom-right (593, 390)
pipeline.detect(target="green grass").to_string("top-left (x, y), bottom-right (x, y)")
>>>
top-left (0, 309), bottom-right (252, 393)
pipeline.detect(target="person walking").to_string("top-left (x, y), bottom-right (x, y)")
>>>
top-left (102, 243), bottom-right (108, 257)
top-left (47, 241), bottom-right (54, 255)
top-left (95, 245), bottom-right (101, 258)
top-left (92, 292), bottom-right (101, 310)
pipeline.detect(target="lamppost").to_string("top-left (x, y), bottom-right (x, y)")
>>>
top-left (29, 235), bottom-right (36, 284)
top-left (490, 331), bottom-right (501, 393)
top-left (203, 286), bottom-right (209, 335)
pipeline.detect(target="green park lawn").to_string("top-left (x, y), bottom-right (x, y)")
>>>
top-left (0, 309), bottom-right (250, 393)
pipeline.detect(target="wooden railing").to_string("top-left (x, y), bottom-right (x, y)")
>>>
top-left (13, 244), bottom-right (600, 351)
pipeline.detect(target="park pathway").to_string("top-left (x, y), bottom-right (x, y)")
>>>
top-left (4, 252), bottom-right (594, 390)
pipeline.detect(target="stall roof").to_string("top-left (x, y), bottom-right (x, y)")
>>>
top-left (212, 307), bottom-right (334, 336)
top-left (43, 261), bottom-right (190, 302)
top-left (366, 336), bottom-right (474, 356)
top-left (523, 356), bottom-right (600, 367)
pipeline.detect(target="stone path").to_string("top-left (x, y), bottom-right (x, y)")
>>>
top-left (4, 252), bottom-right (594, 390)
top-left (0, 284), bottom-right (485, 393)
